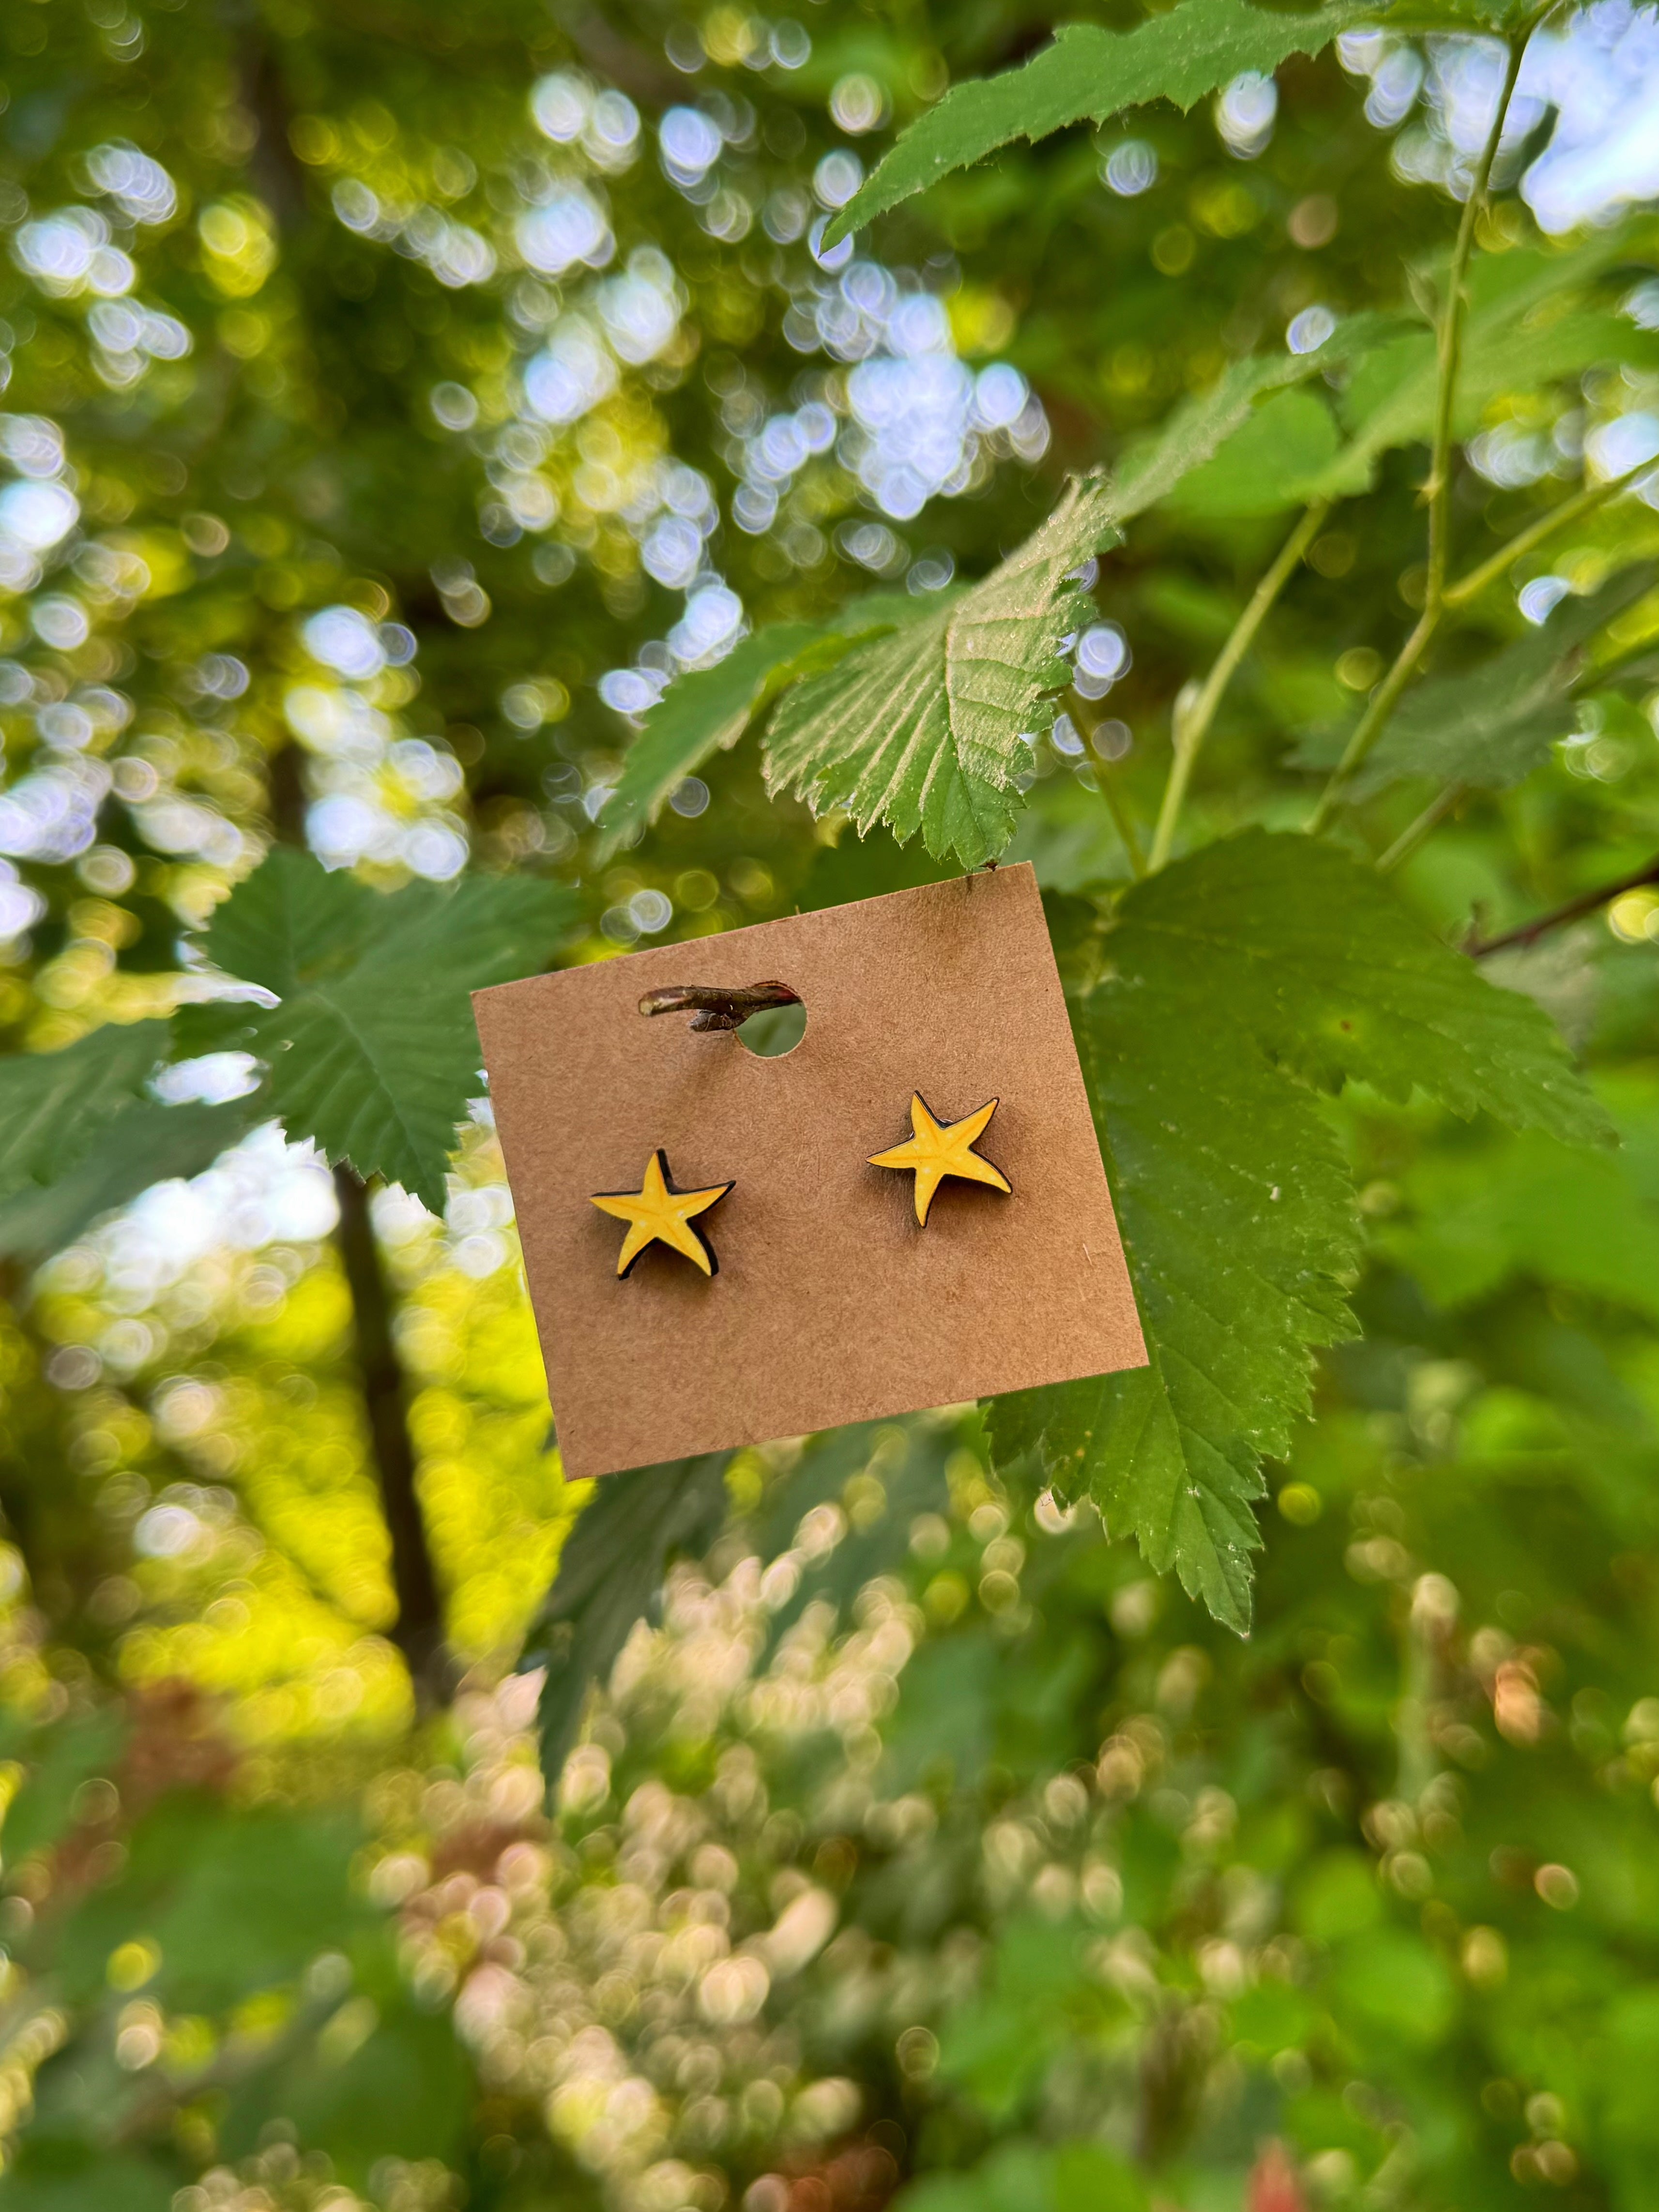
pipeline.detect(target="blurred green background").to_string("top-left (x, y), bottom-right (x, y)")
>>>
top-left (2, 0), bottom-right (1659, 2209)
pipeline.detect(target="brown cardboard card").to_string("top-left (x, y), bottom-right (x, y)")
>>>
top-left (472, 862), bottom-right (1147, 1480)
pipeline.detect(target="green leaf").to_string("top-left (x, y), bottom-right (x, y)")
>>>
top-left (594, 595), bottom-right (931, 861)
top-left (1331, 1927), bottom-right (1457, 2047)
top-left (1320, 318), bottom-right (1659, 496)
top-left (1461, 225), bottom-right (1640, 328)
top-left (1164, 387), bottom-right (1341, 519)
top-left (1302, 564), bottom-right (1658, 796)
top-left (748, 1420), bottom-right (953, 1654)
top-left (0, 1021), bottom-right (170, 1205)
top-left (764, 479), bottom-right (1121, 867)
top-left (202, 844), bottom-right (367, 997)
top-left (198, 851), bottom-right (578, 1211)
top-left (1111, 312), bottom-right (1390, 518)
top-left (51, 1797), bottom-right (369, 2009)
top-left (1382, 0), bottom-right (1549, 23)
top-left (990, 984), bottom-right (1357, 1631)
top-left (221, 1942), bottom-right (471, 2182)
top-left (1114, 830), bottom-right (1613, 1142)
top-left (1311, 233), bottom-right (1657, 495)
top-left (0, 2154), bottom-right (177, 2212)
top-left (520, 1455), bottom-right (731, 1787)
top-left (796, 826), bottom-right (953, 912)
top-left (1600, 1990), bottom-right (1659, 2168)
top-left (900, 2138), bottom-right (1147, 2212)
top-left (0, 1709), bottom-right (129, 1861)
top-left (823, 0), bottom-right (1369, 246)
top-left (1378, 1125), bottom-right (1659, 1320)
top-left (935, 1914), bottom-right (1128, 2119)
top-left (0, 1098), bottom-right (255, 1260)
top-left (1295, 1849), bottom-right (1386, 1941)
top-left (760, 325), bottom-right (1385, 868)
top-left (989, 830), bottom-right (1609, 1628)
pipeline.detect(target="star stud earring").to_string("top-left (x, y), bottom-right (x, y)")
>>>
top-left (869, 1094), bottom-right (1011, 1226)
top-left (590, 1149), bottom-right (735, 1278)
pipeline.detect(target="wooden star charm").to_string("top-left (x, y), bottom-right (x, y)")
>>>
top-left (869, 1094), bottom-right (1011, 1227)
top-left (590, 1149), bottom-right (734, 1278)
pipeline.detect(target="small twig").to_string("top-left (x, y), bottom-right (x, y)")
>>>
top-left (1467, 854), bottom-right (1659, 957)
top-left (1377, 781), bottom-right (1466, 874)
top-left (1444, 465), bottom-right (1643, 610)
top-left (1150, 498), bottom-right (1329, 871)
top-left (639, 980), bottom-right (802, 1032)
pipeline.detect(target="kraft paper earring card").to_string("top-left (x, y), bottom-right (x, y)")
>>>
top-left (472, 862), bottom-right (1147, 1482)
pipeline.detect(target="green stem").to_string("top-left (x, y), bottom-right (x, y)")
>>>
top-left (1376, 578), bottom-right (1656, 874)
top-left (1099, 765), bottom-right (1147, 880)
top-left (1396, 1585), bottom-right (1446, 1807)
top-left (1308, 609), bottom-right (1440, 836)
top-left (1377, 781), bottom-right (1465, 874)
top-left (1425, 34), bottom-right (1529, 609)
top-left (1075, 698), bottom-right (1146, 877)
top-left (1309, 29), bottom-right (1535, 834)
top-left (1149, 500), bottom-right (1329, 872)
top-left (1444, 466), bottom-right (1640, 610)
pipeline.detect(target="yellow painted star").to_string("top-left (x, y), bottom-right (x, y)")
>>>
top-left (869, 1094), bottom-right (1011, 1227)
top-left (590, 1148), bottom-right (735, 1279)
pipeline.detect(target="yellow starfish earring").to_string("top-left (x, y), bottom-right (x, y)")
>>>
top-left (590, 1149), bottom-right (735, 1278)
top-left (869, 1093), bottom-right (1011, 1227)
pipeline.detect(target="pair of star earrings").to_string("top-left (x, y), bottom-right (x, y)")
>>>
top-left (590, 1093), bottom-right (1010, 1279)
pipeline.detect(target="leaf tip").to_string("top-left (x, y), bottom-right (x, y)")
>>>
top-left (820, 212), bottom-right (855, 251)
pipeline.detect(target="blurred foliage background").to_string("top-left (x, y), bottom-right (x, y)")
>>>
top-left (1, 0), bottom-right (1659, 2209)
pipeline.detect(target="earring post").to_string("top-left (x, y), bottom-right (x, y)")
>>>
top-left (638, 980), bottom-right (802, 1033)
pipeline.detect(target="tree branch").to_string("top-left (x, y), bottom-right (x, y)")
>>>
top-left (266, 738), bottom-right (448, 1708)
top-left (333, 1163), bottom-right (447, 1703)
top-left (1467, 855), bottom-right (1659, 957)
top-left (238, 23), bottom-right (310, 232)
top-left (0, 1261), bottom-right (98, 1648)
